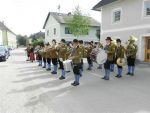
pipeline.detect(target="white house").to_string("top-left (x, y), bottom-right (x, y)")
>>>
top-left (0, 22), bottom-right (17, 48)
top-left (93, 0), bottom-right (150, 62)
top-left (43, 12), bottom-right (100, 43)
top-left (0, 29), bottom-right (2, 45)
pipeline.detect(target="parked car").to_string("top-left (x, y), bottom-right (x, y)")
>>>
top-left (0, 47), bottom-right (7, 61)
top-left (4, 46), bottom-right (10, 57)
top-left (0, 45), bottom-right (9, 59)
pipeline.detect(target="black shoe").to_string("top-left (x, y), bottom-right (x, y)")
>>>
top-left (126, 72), bottom-right (131, 75)
top-left (51, 71), bottom-right (57, 74)
top-left (59, 76), bottom-right (65, 80)
top-left (115, 75), bottom-right (122, 78)
top-left (115, 75), bottom-right (120, 77)
top-left (46, 68), bottom-right (51, 71)
top-left (130, 73), bottom-right (134, 76)
top-left (87, 68), bottom-right (92, 70)
top-left (104, 78), bottom-right (109, 80)
top-left (118, 76), bottom-right (122, 78)
top-left (101, 77), bottom-right (106, 79)
top-left (71, 82), bottom-right (79, 86)
top-left (42, 66), bottom-right (46, 68)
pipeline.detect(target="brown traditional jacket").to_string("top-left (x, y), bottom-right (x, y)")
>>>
top-left (70, 46), bottom-right (82, 64)
top-left (85, 45), bottom-right (93, 57)
top-left (49, 45), bottom-right (58, 58)
top-left (58, 44), bottom-right (67, 61)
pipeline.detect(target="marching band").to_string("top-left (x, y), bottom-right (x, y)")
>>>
top-left (25, 36), bottom-right (138, 86)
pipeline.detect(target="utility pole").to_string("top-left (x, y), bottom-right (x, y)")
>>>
top-left (58, 4), bottom-right (61, 13)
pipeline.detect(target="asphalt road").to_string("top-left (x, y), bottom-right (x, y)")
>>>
top-left (0, 48), bottom-right (150, 113)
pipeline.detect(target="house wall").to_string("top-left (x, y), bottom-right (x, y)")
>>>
top-left (101, 0), bottom-right (150, 61)
top-left (2, 31), bottom-right (8, 45)
top-left (44, 15), bottom-right (100, 43)
top-left (7, 31), bottom-right (17, 48)
top-left (60, 24), bottom-right (99, 42)
top-left (0, 30), bottom-right (2, 45)
top-left (101, 0), bottom-right (150, 31)
top-left (44, 15), bottom-right (61, 43)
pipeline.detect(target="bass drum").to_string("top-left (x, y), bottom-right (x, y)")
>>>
top-left (96, 49), bottom-right (107, 64)
top-left (63, 60), bottom-right (72, 72)
top-left (90, 48), bottom-right (100, 62)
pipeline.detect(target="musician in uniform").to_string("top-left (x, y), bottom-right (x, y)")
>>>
top-left (41, 44), bottom-right (47, 68)
top-left (102, 37), bottom-right (116, 80)
top-left (46, 43), bottom-right (51, 71)
top-left (86, 42), bottom-right (93, 70)
top-left (79, 40), bottom-right (87, 73)
top-left (26, 44), bottom-right (31, 61)
top-left (38, 44), bottom-right (44, 66)
top-left (126, 36), bottom-right (138, 76)
top-left (69, 39), bottom-right (82, 86)
top-left (58, 39), bottom-right (67, 80)
top-left (110, 39), bottom-right (117, 72)
top-left (29, 45), bottom-right (35, 62)
top-left (115, 39), bottom-right (125, 78)
top-left (50, 39), bottom-right (58, 74)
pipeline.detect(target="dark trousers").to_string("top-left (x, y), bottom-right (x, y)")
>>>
top-left (47, 58), bottom-right (51, 64)
top-left (127, 57), bottom-right (135, 66)
top-left (104, 60), bottom-right (111, 70)
top-left (52, 58), bottom-right (58, 65)
top-left (58, 60), bottom-right (64, 69)
top-left (43, 57), bottom-right (46, 63)
top-left (73, 63), bottom-right (82, 75)
top-left (87, 57), bottom-right (92, 65)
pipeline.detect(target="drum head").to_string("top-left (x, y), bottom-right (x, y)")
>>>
top-left (96, 49), bottom-right (107, 64)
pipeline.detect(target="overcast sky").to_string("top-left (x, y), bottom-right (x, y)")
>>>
top-left (0, 0), bottom-right (101, 36)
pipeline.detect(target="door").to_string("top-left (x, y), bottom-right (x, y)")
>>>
top-left (145, 37), bottom-right (150, 62)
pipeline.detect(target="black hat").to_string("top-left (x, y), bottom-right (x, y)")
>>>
top-left (52, 39), bottom-right (56, 43)
top-left (61, 39), bottom-right (66, 43)
top-left (105, 37), bottom-right (112, 41)
top-left (79, 40), bottom-right (83, 44)
top-left (116, 39), bottom-right (121, 43)
top-left (73, 39), bottom-right (78, 43)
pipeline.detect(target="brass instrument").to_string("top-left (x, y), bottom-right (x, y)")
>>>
top-left (117, 58), bottom-right (126, 66)
top-left (126, 44), bottom-right (135, 57)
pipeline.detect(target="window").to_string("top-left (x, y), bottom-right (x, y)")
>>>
top-left (112, 9), bottom-right (121, 23)
top-left (144, 0), bottom-right (150, 16)
top-left (54, 28), bottom-right (56, 35)
top-left (65, 27), bottom-right (72, 34)
top-left (47, 30), bottom-right (49, 36)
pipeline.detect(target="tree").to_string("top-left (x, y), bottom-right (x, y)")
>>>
top-left (29, 31), bottom-right (45, 47)
top-left (17, 35), bottom-right (28, 46)
top-left (66, 6), bottom-right (90, 38)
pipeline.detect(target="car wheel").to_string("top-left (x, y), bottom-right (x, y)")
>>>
top-left (3, 56), bottom-right (6, 61)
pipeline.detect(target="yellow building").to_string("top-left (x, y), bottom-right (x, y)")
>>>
top-left (0, 22), bottom-right (17, 48)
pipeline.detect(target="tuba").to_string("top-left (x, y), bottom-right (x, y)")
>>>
top-left (126, 44), bottom-right (135, 57)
